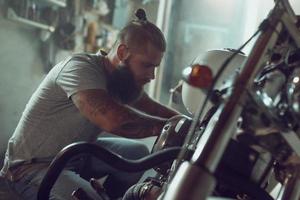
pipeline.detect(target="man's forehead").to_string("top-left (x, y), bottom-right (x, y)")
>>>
top-left (138, 51), bottom-right (163, 65)
top-left (144, 44), bottom-right (163, 60)
top-left (132, 41), bottom-right (162, 53)
top-left (142, 59), bottom-right (160, 67)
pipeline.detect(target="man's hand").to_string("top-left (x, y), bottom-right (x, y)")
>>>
top-left (274, 154), bottom-right (300, 184)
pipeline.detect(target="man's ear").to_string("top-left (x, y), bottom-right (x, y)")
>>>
top-left (117, 44), bottom-right (130, 61)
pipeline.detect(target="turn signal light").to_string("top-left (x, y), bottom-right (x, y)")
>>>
top-left (182, 64), bottom-right (213, 89)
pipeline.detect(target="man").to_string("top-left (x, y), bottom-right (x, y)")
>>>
top-left (0, 9), bottom-right (179, 200)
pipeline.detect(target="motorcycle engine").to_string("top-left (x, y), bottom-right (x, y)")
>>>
top-left (151, 115), bottom-right (191, 175)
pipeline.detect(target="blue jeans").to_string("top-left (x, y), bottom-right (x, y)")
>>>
top-left (6, 137), bottom-right (150, 200)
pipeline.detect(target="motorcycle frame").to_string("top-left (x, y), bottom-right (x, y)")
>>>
top-left (163, 0), bottom-right (300, 199)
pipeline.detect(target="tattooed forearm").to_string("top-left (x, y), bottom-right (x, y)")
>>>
top-left (132, 94), bottom-right (179, 118)
top-left (90, 92), bottom-right (146, 121)
top-left (85, 91), bottom-right (110, 116)
top-left (72, 89), bottom-right (167, 137)
top-left (116, 120), bottom-right (166, 138)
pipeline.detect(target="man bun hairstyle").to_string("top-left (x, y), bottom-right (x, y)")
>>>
top-left (117, 8), bottom-right (166, 52)
top-left (135, 8), bottom-right (147, 21)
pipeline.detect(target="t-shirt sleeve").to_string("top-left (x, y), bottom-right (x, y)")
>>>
top-left (56, 55), bottom-right (107, 98)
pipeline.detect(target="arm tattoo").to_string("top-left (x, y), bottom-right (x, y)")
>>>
top-left (85, 91), bottom-right (110, 116)
top-left (118, 120), bottom-right (165, 138)
top-left (83, 90), bottom-right (140, 122)
top-left (73, 89), bottom-right (166, 138)
top-left (133, 93), bottom-right (179, 118)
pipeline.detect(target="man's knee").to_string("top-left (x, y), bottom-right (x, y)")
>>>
top-left (121, 141), bottom-right (150, 160)
top-left (97, 137), bottom-right (150, 159)
top-left (131, 142), bottom-right (150, 158)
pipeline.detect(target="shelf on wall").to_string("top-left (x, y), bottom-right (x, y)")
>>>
top-left (42, 0), bottom-right (66, 8)
top-left (7, 8), bottom-right (55, 32)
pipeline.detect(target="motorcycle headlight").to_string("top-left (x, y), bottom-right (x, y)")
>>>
top-left (181, 49), bottom-right (246, 115)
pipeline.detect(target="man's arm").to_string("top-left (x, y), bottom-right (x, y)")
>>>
top-left (132, 92), bottom-right (180, 118)
top-left (72, 89), bottom-right (166, 138)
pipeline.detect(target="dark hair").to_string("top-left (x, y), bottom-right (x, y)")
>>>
top-left (116, 9), bottom-right (166, 52)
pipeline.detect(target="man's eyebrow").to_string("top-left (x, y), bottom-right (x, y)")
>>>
top-left (143, 61), bottom-right (160, 67)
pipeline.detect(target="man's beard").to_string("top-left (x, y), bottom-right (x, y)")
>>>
top-left (106, 61), bottom-right (143, 104)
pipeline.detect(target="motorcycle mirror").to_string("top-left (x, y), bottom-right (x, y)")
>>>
top-left (182, 64), bottom-right (213, 89)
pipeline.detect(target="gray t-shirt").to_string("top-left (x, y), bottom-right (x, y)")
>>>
top-left (1, 53), bottom-right (107, 179)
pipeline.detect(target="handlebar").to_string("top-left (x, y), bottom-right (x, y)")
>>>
top-left (37, 142), bottom-right (190, 200)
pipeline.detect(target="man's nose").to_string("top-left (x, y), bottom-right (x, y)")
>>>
top-left (148, 69), bottom-right (155, 80)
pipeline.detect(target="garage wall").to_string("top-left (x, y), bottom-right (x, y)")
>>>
top-left (0, 1), bottom-right (160, 166)
top-left (0, 8), bottom-right (45, 158)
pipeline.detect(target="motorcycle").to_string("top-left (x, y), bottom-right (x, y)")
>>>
top-left (37, 0), bottom-right (300, 199)
top-left (161, 0), bottom-right (300, 199)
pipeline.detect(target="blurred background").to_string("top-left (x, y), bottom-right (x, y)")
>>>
top-left (0, 0), bottom-right (300, 165)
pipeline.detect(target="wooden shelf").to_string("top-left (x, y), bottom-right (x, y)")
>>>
top-left (7, 8), bottom-right (55, 32)
top-left (42, 0), bottom-right (66, 8)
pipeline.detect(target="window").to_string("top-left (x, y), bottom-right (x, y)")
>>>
top-left (155, 0), bottom-right (277, 104)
